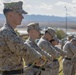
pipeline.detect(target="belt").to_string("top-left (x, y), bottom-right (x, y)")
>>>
top-left (53, 59), bottom-right (58, 62)
top-left (0, 69), bottom-right (24, 75)
top-left (65, 57), bottom-right (71, 60)
top-left (28, 64), bottom-right (45, 71)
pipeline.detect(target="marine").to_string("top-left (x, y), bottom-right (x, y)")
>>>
top-left (0, 1), bottom-right (44, 75)
top-left (49, 36), bottom-right (66, 75)
top-left (25, 22), bottom-right (52, 75)
top-left (38, 27), bottom-right (60, 75)
top-left (63, 37), bottom-right (76, 75)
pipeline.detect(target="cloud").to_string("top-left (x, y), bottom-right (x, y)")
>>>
top-left (0, 0), bottom-right (24, 2)
top-left (0, 0), bottom-right (5, 13)
top-left (0, 0), bottom-right (76, 16)
top-left (72, 0), bottom-right (76, 3)
top-left (25, 5), bottom-right (32, 8)
top-left (10, 0), bottom-right (24, 2)
top-left (54, 1), bottom-right (76, 16)
top-left (55, 1), bottom-right (72, 7)
top-left (39, 3), bottom-right (53, 10)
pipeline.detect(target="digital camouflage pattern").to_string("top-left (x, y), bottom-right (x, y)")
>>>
top-left (27, 22), bottom-right (41, 32)
top-left (25, 37), bottom-right (52, 75)
top-left (38, 37), bottom-right (60, 75)
top-left (38, 37), bottom-right (59, 59)
top-left (63, 41), bottom-right (76, 75)
top-left (0, 24), bottom-right (41, 75)
top-left (4, 1), bottom-right (27, 14)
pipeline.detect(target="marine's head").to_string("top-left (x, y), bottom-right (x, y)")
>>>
top-left (3, 1), bottom-right (27, 28)
top-left (27, 22), bottom-right (41, 39)
top-left (44, 27), bottom-right (56, 41)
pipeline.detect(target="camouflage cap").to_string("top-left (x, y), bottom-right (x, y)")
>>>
top-left (45, 27), bottom-right (56, 38)
top-left (67, 35), bottom-right (74, 38)
top-left (53, 36), bottom-right (59, 43)
top-left (27, 23), bottom-right (41, 32)
top-left (71, 38), bottom-right (76, 41)
top-left (67, 35), bottom-right (74, 40)
top-left (3, 1), bottom-right (27, 14)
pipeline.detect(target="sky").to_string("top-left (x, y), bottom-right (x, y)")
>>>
top-left (0, 0), bottom-right (76, 16)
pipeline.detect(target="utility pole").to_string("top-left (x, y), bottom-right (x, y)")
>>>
top-left (64, 6), bottom-right (67, 33)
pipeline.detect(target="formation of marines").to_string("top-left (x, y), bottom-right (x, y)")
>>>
top-left (0, 1), bottom-right (76, 75)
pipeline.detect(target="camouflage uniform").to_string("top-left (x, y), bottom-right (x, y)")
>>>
top-left (52, 46), bottom-right (66, 75)
top-left (72, 55), bottom-right (76, 75)
top-left (38, 37), bottom-right (60, 75)
top-left (0, 1), bottom-right (42, 75)
top-left (38, 27), bottom-right (60, 75)
top-left (0, 23), bottom-right (42, 75)
top-left (52, 36), bottom-right (66, 57)
top-left (61, 35), bottom-right (74, 49)
top-left (69, 38), bottom-right (76, 75)
top-left (49, 36), bottom-right (66, 75)
top-left (50, 38), bottom-right (60, 75)
top-left (63, 41), bottom-right (76, 75)
top-left (26, 37), bottom-right (53, 75)
top-left (25, 23), bottom-right (52, 75)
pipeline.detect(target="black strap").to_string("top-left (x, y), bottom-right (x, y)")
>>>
top-left (65, 57), bottom-right (71, 60)
top-left (33, 66), bottom-right (45, 71)
top-left (28, 64), bottom-right (45, 71)
top-left (53, 59), bottom-right (58, 62)
top-left (2, 69), bottom-right (24, 75)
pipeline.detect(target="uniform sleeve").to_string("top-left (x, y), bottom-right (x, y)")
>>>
top-left (26, 40), bottom-right (52, 61)
top-left (2, 30), bottom-right (42, 60)
top-left (37, 49), bottom-right (52, 61)
top-left (69, 43), bottom-right (76, 54)
top-left (63, 43), bottom-right (74, 57)
top-left (38, 40), bottom-right (59, 58)
top-left (23, 43), bottom-right (42, 65)
top-left (55, 47), bottom-right (66, 56)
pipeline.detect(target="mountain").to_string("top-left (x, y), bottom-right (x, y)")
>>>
top-left (0, 14), bottom-right (76, 22)
top-left (0, 14), bottom-right (5, 20)
top-left (0, 14), bottom-right (76, 29)
top-left (23, 14), bottom-right (76, 22)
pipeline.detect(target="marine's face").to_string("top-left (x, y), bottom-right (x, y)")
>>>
top-left (11, 11), bottom-right (24, 25)
top-left (34, 30), bottom-right (41, 39)
top-left (46, 33), bottom-right (53, 41)
top-left (52, 41), bottom-right (58, 46)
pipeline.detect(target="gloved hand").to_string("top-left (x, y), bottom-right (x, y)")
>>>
top-left (35, 55), bottom-right (47, 67)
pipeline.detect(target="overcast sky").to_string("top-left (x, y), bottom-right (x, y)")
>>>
top-left (0, 0), bottom-right (76, 16)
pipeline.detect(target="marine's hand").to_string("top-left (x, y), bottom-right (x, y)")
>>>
top-left (35, 55), bottom-right (47, 67)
